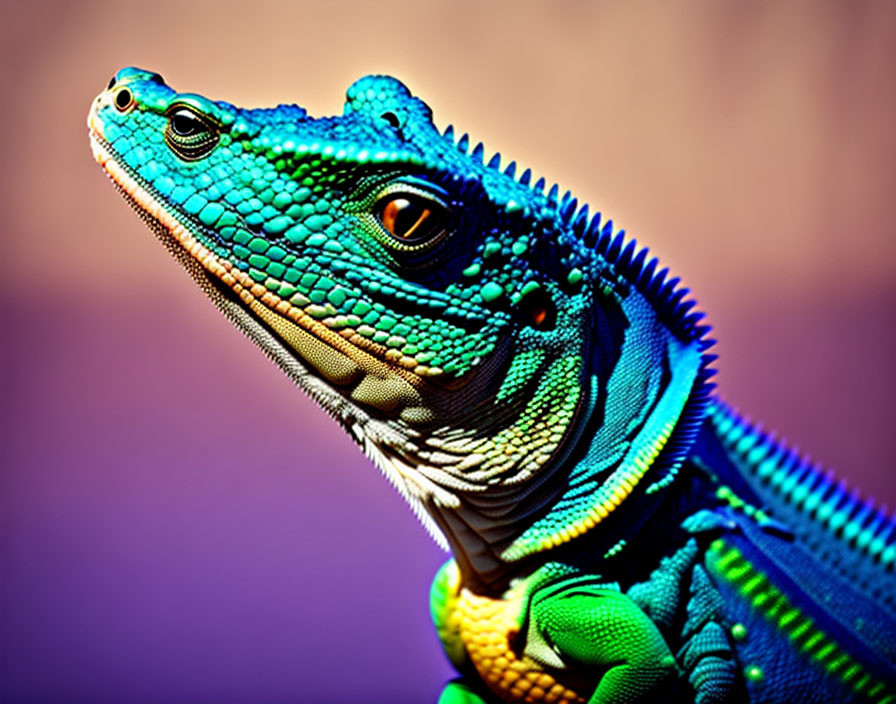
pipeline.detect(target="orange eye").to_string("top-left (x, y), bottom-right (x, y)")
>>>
top-left (374, 193), bottom-right (451, 252)
top-left (380, 196), bottom-right (433, 240)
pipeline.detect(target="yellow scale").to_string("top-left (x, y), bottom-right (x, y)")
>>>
top-left (435, 562), bottom-right (589, 704)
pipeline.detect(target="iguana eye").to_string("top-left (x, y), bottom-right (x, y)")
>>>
top-left (377, 194), bottom-right (447, 245)
top-left (170, 109), bottom-right (204, 136)
top-left (114, 88), bottom-right (133, 112)
top-left (164, 106), bottom-right (219, 161)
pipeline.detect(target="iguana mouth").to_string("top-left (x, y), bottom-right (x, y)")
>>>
top-left (89, 130), bottom-right (442, 424)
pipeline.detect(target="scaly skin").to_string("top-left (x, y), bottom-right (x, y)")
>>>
top-left (89, 69), bottom-right (896, 703)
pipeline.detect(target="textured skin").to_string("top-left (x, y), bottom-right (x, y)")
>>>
top-left (89, 69), bottom-right (896, 703)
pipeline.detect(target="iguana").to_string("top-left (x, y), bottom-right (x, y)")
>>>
top-left (88, 68), bottom-right (895, 704)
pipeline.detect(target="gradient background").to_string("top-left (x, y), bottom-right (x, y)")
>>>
top-left (1, 2), bottom-right (894, 702)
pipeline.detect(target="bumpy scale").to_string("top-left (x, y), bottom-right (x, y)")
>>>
top-left (89, 69), bottom-right (896, 703)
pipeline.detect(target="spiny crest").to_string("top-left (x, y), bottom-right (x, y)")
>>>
top-left (709, 402), bottom-right (896, 577)
top-left (441, 124), bottom-right (541, 196)
top-left (567, 197), bottom-right (714, 347)
top-left (440, 123), bottom-right (712, 348)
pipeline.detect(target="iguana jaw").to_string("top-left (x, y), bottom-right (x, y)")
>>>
top-left (89, 130), bottom-right (442, 424)
top-left (90, 126), bottom-right (471, 548)
top-left (90, 131), bottom-right (356, 404)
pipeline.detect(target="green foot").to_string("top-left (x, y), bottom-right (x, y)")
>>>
top-left (437, 678), bottom-right (496, 704)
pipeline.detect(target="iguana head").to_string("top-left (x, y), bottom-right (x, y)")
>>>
top-left (89, 69), bottom-right (711, 582)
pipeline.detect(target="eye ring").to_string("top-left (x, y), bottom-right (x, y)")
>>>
top-left (164, 105), bottom-right (219, 161)
top-left (374, 192), bottom-right (450, 252)
top-left (114, 88), bottom-right (133, 112)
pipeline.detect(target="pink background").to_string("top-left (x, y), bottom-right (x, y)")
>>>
top-left (2, 2), bottom-right (894, 702)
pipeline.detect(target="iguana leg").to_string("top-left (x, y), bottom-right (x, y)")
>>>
top-left (675, 564), bottom-right (740, 703)
top-left (433, 560), bottom-right (682, 703)
top-left (527, 573), bottom-right (680, 703)
top-left (627, 536), bottom-right (741, 703)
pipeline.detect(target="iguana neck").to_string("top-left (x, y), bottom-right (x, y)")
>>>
top-left (425, 237), bottom-right (715, 590)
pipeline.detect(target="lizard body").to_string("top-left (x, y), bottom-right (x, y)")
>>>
top-left (89, 69), bottom-right (896, 703)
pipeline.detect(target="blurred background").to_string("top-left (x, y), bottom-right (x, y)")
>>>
top-left (1, 1), bottom-right (893, 702)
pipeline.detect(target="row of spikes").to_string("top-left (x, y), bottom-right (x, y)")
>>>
top-left (443, 123), bottom-right (536, 188)
top-left (443, 123), bottom-right (713, 350)
top-left (709, 401), bottom-right (896, 573)
top-left (444, 123), bottom-right (636, 222)
top-left (444, 124), bottom-right (595, 209)
top-left (549, 178), bottom-right (715, 351)
top-left (444, 123), bottom-right (643, 223)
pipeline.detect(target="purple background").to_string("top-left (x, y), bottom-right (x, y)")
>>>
top-left (2, 2), bottom-right (894, 702)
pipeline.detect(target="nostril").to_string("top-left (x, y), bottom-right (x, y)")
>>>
top-left (381, 111), bottom-right (401, 128)
top-left (107, 76), bottom-right (116, 90)
top-left (114, 88), bottom-right (132, 111)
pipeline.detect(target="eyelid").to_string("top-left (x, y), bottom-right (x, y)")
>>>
top-left (165, 94), bottom-right (223, 126)
top-left (164, 104), bottom-right (216, 131)
top-left (373, 181), bottom-right (450, 212)
top-left (391, 177), bottom-right (450, 202)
